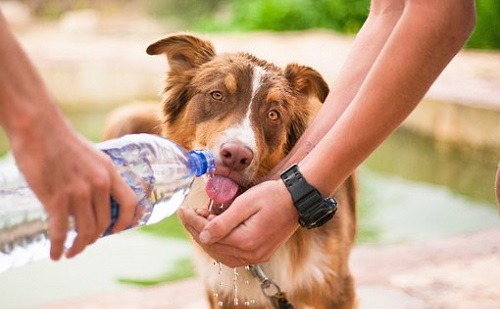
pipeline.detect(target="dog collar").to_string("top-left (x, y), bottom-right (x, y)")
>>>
top-left (280, 164), bottom-right (337, 229)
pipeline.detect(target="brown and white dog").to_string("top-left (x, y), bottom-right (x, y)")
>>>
top-left (103, 34), bottom-right (357, 309)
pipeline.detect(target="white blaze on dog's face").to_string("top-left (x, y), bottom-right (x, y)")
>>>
top-left (146, 34), bottom-right (329, 209)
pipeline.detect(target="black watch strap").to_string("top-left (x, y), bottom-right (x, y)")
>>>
top-left (280, 164), bottom-right (337, 229)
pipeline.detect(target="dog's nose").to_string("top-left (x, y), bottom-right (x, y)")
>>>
top-left (220, 142), bottom-right (254, 171)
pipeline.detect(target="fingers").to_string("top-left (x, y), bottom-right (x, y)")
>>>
top-left (90, 177), bottom-right (112, 242)
top-left (178, 208), bottom-right (208, 238)
top-left (109, 170), bottom-right (137, 233)
top-left (61, 160), bottom-right (136, 259)
top-left (199, 196), bottom-right (257, 245)
top-left (65, 190), bottom-right (96, 259)
top-left (46, 186), bottom-right (96, 260)
top-left (47, 205), bottom-right (69, 261)
top-left (178, 208), bottom-right (253, 267)
top-left (178, 181), bottom-right (298, 266)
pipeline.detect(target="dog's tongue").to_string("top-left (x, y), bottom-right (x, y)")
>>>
top-left (206, 175), bottom-right (239, 204)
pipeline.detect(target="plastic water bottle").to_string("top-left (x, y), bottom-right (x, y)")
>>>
top-left (0, 134), bottom-right (214, 273)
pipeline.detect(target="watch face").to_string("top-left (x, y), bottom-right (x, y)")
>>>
top-left (280, 164), bottom-right (338, 229)
top-left (302, 198), bottom-right (337, 229)
top-left (312, 209), bottom-right (335, 228)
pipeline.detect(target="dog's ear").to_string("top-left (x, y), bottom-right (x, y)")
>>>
top-left (146, 34), bottom-right (216, 132)
top-left (284, 63), bottom-right (329, 153)
top-left (284, 63), bottom-right (329, 103)
top-left (146, 33), bottom-right (216, 72)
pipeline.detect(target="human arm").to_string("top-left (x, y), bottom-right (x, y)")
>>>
top-left (179, 0), bottom-right (477, 267)
top-left (298, 0), bottom-right (477, 196)
top-left (0, 12), bottom-right (137, 260)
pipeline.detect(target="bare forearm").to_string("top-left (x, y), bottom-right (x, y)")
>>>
top-left (301, 0), bottom-right (476, 196)
top-left (0, 11), bottom-right (140, 260)
top-left (269, 1), bottom-right (404, 177)
top-left (0, 12), bottom-right (68, 140)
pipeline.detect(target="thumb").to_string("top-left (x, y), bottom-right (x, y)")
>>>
top-left (199, 198), bottom-right (255, 244)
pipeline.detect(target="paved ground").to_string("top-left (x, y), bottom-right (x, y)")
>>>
top-left (5, 8), bottom-right (500, 309)
top-left (352, 227), bottom-right (500, 309)
top-left (34, 227), bottom-right (500, 309)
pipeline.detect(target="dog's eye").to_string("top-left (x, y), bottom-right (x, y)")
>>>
top-left (210, 91), bottom-right (224, 102)
top-left (268, 110), bottom-right (280, 121)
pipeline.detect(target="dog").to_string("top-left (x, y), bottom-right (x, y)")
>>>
top-left (103, 33), bottom-right (357, 309)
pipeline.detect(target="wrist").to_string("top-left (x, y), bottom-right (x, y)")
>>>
top-left (7, 105), bottom-right (74, 156)
top-left (275, 178), bottom-right (300, 222)
top-left (280, 164), bottom-right (337, 229)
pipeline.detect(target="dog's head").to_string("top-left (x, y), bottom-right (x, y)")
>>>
top-left (147, 34), bottom-right (329, 211)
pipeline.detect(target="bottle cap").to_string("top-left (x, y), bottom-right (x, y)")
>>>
top-left (189, 150), bottom-right (215, 176)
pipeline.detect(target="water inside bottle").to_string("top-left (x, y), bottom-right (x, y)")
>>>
top-left (0, 144), bottom-right (194, 272)
top-left (0, 186), bottom-right (80, 273)
top-left (104, 144), bottom-right (195, 229)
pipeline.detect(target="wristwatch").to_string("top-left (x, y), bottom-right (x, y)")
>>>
top-left (280, 164), bottom-right (337, 229)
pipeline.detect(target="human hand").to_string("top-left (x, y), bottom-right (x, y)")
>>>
top-left (11, 126), bottom-right (137, 260)
top-left (178, 179), bottom-right (299, 267)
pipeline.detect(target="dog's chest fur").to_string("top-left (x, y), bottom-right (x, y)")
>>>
top-left (188, 223), bottom-right (336, 308)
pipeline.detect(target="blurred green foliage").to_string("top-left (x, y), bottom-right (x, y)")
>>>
top-left (138, 215), bottom-right (190, 239)
top-left (144, 0), bottom-right (227, 28)
top-left (466, 0), bottom-right (500, 49)
top-left (22, 0), bottom-right (500, 49)
top-left (118, 257), bottom-right (195, 286)
top-left (146, 0), bottom-right (498, 50)
top-left (0, 129), bottom-right (8, 157)
top-left (200, 0), bottom-right (370, 34)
